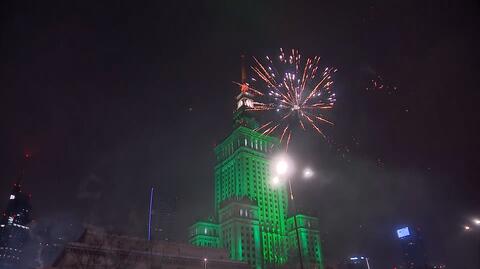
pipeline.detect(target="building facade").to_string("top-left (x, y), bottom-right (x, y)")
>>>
top-left (0, 180), bottom-right (32, 268)
top-left (47, 226), bottom-right (249, 269)
top-left (286, 215), bottom-right (323, 266)
top-left (152, 189), bottom-right (177, 241)
top-left (189, 80), bottom-right (324, 269)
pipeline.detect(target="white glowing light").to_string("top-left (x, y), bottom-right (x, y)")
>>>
top-left (303, 167), bottom-right (314, 178)
top-left (276, 160), bottom-right (289, 176)
top-left (271, 176), bottom-right (281, 186)
top-left (9, 195), bottom-right (15, 200)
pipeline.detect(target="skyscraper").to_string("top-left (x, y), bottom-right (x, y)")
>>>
top-left (152, 189), bottom-right (177, 241)
top-left (396, 226), bottom-right (427, 269)
top-left (189, 60), bottom-right (323, 269)
top-left (0, 179), bottom-right (33, 268)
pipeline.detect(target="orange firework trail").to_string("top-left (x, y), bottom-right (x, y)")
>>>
top-left (246, 48), bottom-right (337, 150)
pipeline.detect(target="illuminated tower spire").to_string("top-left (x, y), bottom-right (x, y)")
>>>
top-left (240, 54), bottom-right (248, 93)
top-left (234, 54), bottom-right (258, 129)
top-left (13, 152), bottom-right (30, 192)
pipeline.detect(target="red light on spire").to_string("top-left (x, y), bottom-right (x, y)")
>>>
top-left (240, 83), bottom-right (249, 94)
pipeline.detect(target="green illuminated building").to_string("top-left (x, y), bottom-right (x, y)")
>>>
top-left (286, 215), bottom-right (323, 267)
top-left (189, 86), bottom-right (324, 269)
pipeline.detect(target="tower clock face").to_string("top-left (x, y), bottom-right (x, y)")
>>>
top-left (238, 98), bottom-right (254, 109)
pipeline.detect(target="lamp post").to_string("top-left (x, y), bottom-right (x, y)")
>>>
top-left (271, 175), bottom-right (283, 269)
top-left (203, 257), bottom-right (208, 269)
top-left (464, 217), bottom-right (480, 269)
top-left (272, 156), bottom-right (314, 269)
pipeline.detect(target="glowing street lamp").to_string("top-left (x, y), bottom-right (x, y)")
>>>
top-left (271, 154), bottom-right (315, 269)
top-left (462, 218), bottom-right (480, 268)
top-left (303, 167), bottom-right (314, 179)
top-left (271, 176), bottom-right (281, 187)
top-left (463, 217), bottom-right (480, 231)
top-left (203, 257), bottom-right (208, 269)
top-left (274, 155), bottom-right (293, 177)
top-left (276, 160), bottom-right (289, 175)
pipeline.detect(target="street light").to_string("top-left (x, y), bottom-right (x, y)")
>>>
top-left (273, 154), bottom-right (293, 177)
top-left (271, 176), bottom-right (282, 187)
top-left (203, 257), bottom-right (208, 269)
top-left (462, 217), bottom-right (480, 269)
top-left (303, 167), bottom-right (314, 179)
top-left (276, 160), bottom-right (289, 176)
top-left (271, 154), bottom-right (312, 269)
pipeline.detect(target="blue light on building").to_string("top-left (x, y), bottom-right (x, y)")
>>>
top-left (396, 226), bottom-right (427, 269)
top-left (396, 227), bottom-right (410, 238)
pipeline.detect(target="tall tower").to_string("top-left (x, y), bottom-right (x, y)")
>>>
top-left (396, 226), bottom-right (428, 269)
top-left (0, 176), bottom-right (33, 268)
top-left (189, 56), bottom-right (324, 269)
top-left (153, 189), bottom-right (178, 241)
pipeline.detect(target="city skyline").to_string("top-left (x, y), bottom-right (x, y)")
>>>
top-left (1, 1), bottom-right (479, 268)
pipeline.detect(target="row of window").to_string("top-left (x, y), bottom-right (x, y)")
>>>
top-left (217, 136), bottom-right (275, 161)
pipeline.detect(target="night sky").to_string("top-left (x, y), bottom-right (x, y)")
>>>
top-left (1, 1), bottom-right (479, 268)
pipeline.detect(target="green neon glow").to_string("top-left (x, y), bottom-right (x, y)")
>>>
top-left (286, 215), bottom-right (324, 269)
top-left (189, 221), bottom-right (221, 248)
top-left (189, 114), bottom-right (324, 268)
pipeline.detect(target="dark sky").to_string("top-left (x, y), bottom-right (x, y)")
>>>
top-left (1, 0), bottom-right (479, 268)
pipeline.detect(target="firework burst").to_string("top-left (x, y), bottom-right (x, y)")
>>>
top-left (241, 48), bottom-right (337, 150)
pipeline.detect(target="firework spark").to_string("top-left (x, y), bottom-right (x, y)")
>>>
top-left (242, 48), bottom-right (337, 149)
top-left (366, 74), bottom-right (398, 94)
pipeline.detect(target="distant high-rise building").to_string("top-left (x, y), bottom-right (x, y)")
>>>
top-left (188, 59), bottom-right (324, 269)
top-left (342, 256), bottom-right (371, 269)
top-left (396, 226), bottom-right (427, 269)
top-left (152, 189), bottom-right (177, 241)
top-left (0, 179), bottom-right (32, 268)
